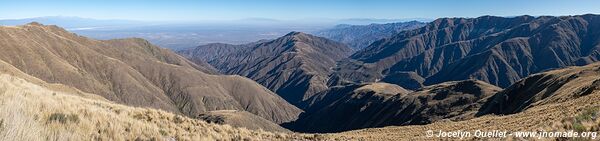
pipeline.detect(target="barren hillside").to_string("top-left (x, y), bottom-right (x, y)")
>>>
top-left (0, 23), bottom-right (301, 124)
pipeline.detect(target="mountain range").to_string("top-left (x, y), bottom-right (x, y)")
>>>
top-left (2, 14), bottom-right (600, 140)
top-left (281, 14), bottom-right (600, 134)
top-left (177, 14), bottom-right (600, 134)
top-left (330, 14), bottom-right (600, 89)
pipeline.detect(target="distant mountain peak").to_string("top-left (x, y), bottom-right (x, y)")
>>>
top-left (285, 31), bottom-right (303, 36)
top-left (26, 22), bottom-right (43, 26)
top-left (278, 32), bottom-right (328, 48)
top-left (284, 31), bottom-right (310, 39)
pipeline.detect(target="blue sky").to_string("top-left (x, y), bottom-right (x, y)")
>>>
top-left (1, 0), bottom-right (600, 21)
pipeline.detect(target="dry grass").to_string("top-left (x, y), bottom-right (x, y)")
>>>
top-left (0, 74), bottom-right (312, 141)
top-left (545, 107), bottom-right (600, 141)
top-left (325, 95), bottom-right (600, 140)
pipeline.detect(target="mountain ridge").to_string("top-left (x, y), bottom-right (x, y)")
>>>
top-left (179, 31), bottom-right (353, 106)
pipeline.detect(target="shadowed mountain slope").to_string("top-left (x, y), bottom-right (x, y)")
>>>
top-left (478, 62), bottom-right (600, 116)
top-left (177, 40), bottom-right (271, 64)
top-left (326, 62), bottom-right (600, 140)
top-left (179, 32), bottom-right (353, 106)
top-left (380, 71), bottom-right (425, 90)
top-left (330, 14), bottom-right (600, 88)
top-left (287, 80), bottom-right (500, 133)
top-left (0, 23), bottom-right (301, 124)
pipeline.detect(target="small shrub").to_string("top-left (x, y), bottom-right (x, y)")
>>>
top-left (132, 113), bottom-right (145, 120)
top-left (68, 114), bottom-right (80, 123)
top-left (274, 134), bottom-right (283, 139)
top-left (573, 122), bottom-right (586, 132)
top-left (173, 115), bottom-right (184, 124)
top-left (113, 109), bottom-right (122, 114)
top-left (306, 134), bottom-right (325, 140)
top-left (48, 112), bottom-right (79, 124)
top-left (159, 130), bottom-right (168, 136)
top-left (576, 109), bottom-right (596, 122)
top-left (590, 125), bottom-right (598, 132)
top-left (48, 113), bottom-right (68, 123)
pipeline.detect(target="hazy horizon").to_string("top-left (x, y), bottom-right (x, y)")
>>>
top-left (2, 0), bottom-right (600, 23)
top-left (3, 0), bottom-right (600, 50)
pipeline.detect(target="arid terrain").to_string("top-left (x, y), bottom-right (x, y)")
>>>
top-left (1, 14), bottom-right (600, 141)
top-left (2, 56), bottom-right (599, 140)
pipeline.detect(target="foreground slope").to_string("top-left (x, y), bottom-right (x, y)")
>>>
top-left (330, 14), bottom-right (600, 88)
top-left (0, 71), bottom-right (307, 140)
top-left (0, 23), bottom-right (301, 123)
top-left (326, 63), bottom-right (600, 140)
top-left (179, 32), bottom-right (353, 105)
